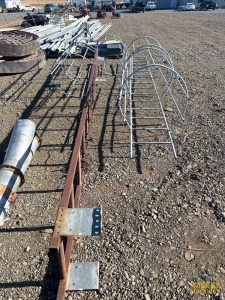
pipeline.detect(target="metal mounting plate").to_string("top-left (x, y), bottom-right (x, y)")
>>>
top-left (67, 261), bottom-right (99, 291)
top-left (55, 208), bottom-right (102, 236)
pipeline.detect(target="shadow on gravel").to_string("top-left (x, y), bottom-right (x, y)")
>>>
top-left (0, 68), bottom-right (44, 164)
top-left (39, 249), bottom-right (59, 300)
top-left (0, 281), bottom-right (41, 288)
top-left (98, 64), bottom-right (119, 172)
top-left (131, 99), bottom-right (142, 174)
top-left (0, 225), bottom-right (53, 233)
top-left (0, 68), bottom-right (41, 103)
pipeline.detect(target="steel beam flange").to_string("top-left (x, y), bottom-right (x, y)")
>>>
top-left (0, 49), bottom-right (46, 74)
top-left (0, 31), bottom-right (40, 57)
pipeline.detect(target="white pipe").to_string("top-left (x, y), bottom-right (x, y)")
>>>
top-left (0, 119), bottom-right (41, 226)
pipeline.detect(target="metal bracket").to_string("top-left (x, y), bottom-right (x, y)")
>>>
top-left (67, 262), bottom-right (99, 291)
top-left (54, 208), bottom-right (102, 236)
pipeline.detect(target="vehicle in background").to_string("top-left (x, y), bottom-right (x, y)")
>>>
top-left (199, 0), bottom-right (216, 10)
top-left (145, 1), bottom-right (156, 10)
top-left (0, 0), bottom-right (20, 12)
top-left (180, 3), bottom-right (195, 10)
top-left (17, 4), bottom-right (38, 11)
top-left (21, 13), bottom-right (50, 27)
top-left (130, 1), bottom-right (146, 12)
top-left (44, 3), bottom-right (59, 13)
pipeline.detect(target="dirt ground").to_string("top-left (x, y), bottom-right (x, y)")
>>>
top-left (0, 9), bottom-right (224, 300)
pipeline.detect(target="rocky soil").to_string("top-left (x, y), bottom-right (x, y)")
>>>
top-left (0, 9), bottom-right (225, 300)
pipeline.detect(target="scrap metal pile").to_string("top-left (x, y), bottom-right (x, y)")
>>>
top-left (21, 16), bottom-right (112, 56)
top-left (0, 31), bottom-right (45, 74)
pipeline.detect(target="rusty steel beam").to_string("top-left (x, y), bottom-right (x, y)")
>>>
top-left (49, 50), bottom-right (98, 300)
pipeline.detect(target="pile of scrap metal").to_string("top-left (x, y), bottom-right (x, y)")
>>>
top-left (21, 16), bottom-right (112, 57)
top-left (0, 31), bottom-right (46, 74)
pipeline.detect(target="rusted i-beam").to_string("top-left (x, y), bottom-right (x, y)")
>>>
top-left (49, 50), bottom-right (98, 300)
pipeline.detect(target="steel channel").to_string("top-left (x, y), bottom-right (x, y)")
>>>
top-left (50, 50), bottom-right (98, 300)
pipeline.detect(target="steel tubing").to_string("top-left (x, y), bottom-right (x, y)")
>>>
top-left (0, 119), bottom-right (41, 226)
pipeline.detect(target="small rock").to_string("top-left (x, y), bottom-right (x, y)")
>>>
top-left (145, 295), bottom-right (151, 300)
top-left (152, 272), bottom-right (158, 279)
top-left (205, 196), bottom-right (212, 203)
top-left (124, 271), bottom-right (129, 279)
top-left (131, 275), bottom-right (135, 281)
top-left (152, 213), bottom-right (157, 220)
top-left (177, 280), bottom-right (185, 286)
top-left (141, 224), bottom-right (146, 233)
top-left (184, 252), bottom-right (194, 261)
top-left (170, 246), bottom-right (176, 251)
top-left (42, 229), bottom-right (53, 234)
top-left (219, 267), bottom-right (225, 274)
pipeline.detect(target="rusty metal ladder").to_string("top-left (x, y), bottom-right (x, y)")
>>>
top-left (49, 50), bottom-right (101, 299)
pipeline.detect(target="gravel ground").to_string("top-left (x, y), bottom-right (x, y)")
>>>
top-left (0, 10), bottom-right (225, 300)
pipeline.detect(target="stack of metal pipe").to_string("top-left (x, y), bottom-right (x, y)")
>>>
top-left (21, 17), bottom-right (112, 55)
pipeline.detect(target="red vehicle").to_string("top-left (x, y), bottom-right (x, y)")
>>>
top-left (80, 5), bottom-right (90, 16)
top-left (96, 7), bottom-right (107, 18)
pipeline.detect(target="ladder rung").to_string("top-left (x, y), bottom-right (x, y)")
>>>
top-left (132, 117), bottom-right (163, 119)
top-left (131, 81), bottom-right (154, 84)
top-left (131, 99), bottom-right (158, 102)
top-left (133, 127), bottom-right (167, 130)
top-left (132, 141), bottom-right (172, 144)
top-left (132, 108), bottom-right (161, 110)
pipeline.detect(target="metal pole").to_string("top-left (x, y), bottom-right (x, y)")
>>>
top-left (0, 119), bottom-right (41, 226)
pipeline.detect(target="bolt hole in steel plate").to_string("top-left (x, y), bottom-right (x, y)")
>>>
top-left (56, 208), bottom-right (102, 236)
top-left (67, 262), bottom-right (99, 291)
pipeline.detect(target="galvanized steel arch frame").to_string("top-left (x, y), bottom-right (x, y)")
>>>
top-left (118, 36), bottom-right (189, 158)
top-left (119, 63), bottom-right (189, 129)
